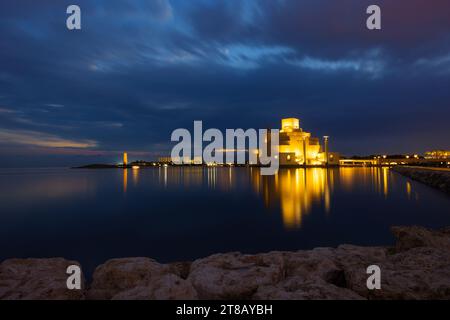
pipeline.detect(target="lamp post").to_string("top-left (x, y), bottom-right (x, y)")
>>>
top-left (323, 136), bottom-right (329, 167)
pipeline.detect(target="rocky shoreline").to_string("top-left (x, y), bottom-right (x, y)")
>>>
top-left (1, 225), bottom-right (450, 300)
top-left (392, 166), bottom-right (450, 194)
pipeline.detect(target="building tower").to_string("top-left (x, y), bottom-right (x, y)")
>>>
top-left (123, 152), bottom-right (128, 166)
top-left (323, 136), bottom-right (329, 166)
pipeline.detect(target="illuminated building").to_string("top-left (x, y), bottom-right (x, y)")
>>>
top-left (123, 152), bottom-right (128, 166)
top-left (424, 150), bottom-right (450, 159)
top-left (278, 118), bottom-right (340, 166)
top-left (158, 157), bottom-right (172, 164)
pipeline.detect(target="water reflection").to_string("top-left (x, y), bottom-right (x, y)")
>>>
top-left (251, 167), bottom-right (401, 229)
top-left (123, 169), bottom-right (127, 193)
top-left (132, 167), bottom-right (139, 186)
top-left (119, 166), bottom-right (418, 229)
top-left (2, 167), bottom-right (449, 273)
top-left (251, 168), bottom-right (333, 229)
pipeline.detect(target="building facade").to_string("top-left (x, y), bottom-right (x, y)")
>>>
top-left (278, 118), bottom-right (339, 166)
top-left (424, 150), bottom-right (450, 159)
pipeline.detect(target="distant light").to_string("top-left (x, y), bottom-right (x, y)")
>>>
top-left (383, 155), bottom-right (387, 159)
top-left (132, 166), bottom-right (140, 170)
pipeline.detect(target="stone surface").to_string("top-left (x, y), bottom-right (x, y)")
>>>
top-left (391, 225), bottom-right (450, 252)
top-left (253, 277), bottom-right (364, 300)
top-left (88, 258), bottom-right (197, 300)
top-left (344, 247), bottom-right (450, 299)
top-left (0, 258), bottom-right (84, 300)
top-left (1, 225), bottom-right (449, 300)
top-left (188, 252), bottom-right (285, 299)
top-left (111, 274), bottom-right (198, 300)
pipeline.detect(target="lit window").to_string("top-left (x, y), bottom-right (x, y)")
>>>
top-left (287, 155), bottom-right (291, 161)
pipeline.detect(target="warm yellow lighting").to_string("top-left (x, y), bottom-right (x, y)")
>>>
top-left (383, 167), bottom-right (389, 197)
top-left (123, 152), bottom-right (128, 165)
top-left (132, 165), bottom-right (140, 169)
top-left (123, 169), bottom-right (127, 193)
top-left (406, 181), bottom-right (411, 198)
top-left (281, 118), bottom-right (300, 132)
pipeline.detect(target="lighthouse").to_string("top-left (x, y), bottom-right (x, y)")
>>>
top-left (123, 152), bottom-right (128, 167)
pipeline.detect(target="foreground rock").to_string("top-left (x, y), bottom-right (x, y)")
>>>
top-left (88, 258), bottom-right (197, 300)
top-left (1, 225), bottom-right (449, 300)
top-left (0, 258), bottom-right (85, 300)
top-left (393, 166), bottom-right (450, 194)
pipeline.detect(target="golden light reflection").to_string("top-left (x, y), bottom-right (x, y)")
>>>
top-left (123, 169), bottom-right (127, 193)
top-left (382, 167), bottom-right (389, 197)
top-left (252, 168), bottom-right (332, 229)
top-left (150, 166), bottom-right (404, 229)
top-left (406, 181), bottom-right (412, 199)
top-left (132, 167), bottom-right (139, 186)
top-left (338, 167), bottom-right (390, 197)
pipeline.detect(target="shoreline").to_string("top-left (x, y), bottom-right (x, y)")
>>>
top-left (1, 225), bottom-right (449, 300)
top-left (392, 166), bottom-right (450, 194)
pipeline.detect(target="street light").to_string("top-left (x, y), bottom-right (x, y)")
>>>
top-left (323, 136), bottom-right (329, 166)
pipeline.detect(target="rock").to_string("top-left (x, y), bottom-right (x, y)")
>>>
top-left (112, 274), bottom-right (197, 300)
top-left (188, 252), bottom-right (285, 299)
top-left (254, 277), bottom-right (364, 300)
top-left (392, 167), bottom-right (450, 194)
top-left (168, 261), bottom-right (192, 279)
top-left (253, 246), bottom-right (389, 300)
top-left (283, 248), bottom-right (339, 280)
top-left (0, 258), bottom-right (84, 300)
top-left (391, 225), bottom-right (450, 252)
top-left (88, 258), bottom-right (197, 300)
top-left (2, 225), bottom-right (450, 300)
top-left (344, 247), bottom-right (450, 299)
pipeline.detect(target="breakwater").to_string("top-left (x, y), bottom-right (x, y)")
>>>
top-left (392, 166), bottom-right (450, 194)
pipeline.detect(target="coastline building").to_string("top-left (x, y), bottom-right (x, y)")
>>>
top-left (158, 156), bottom-right (172, 164)
top-left (277, 118), bottom-right (340, 166)
top-left (123, 152), bottom-right (128, 166)
top-left (424, 150), bottom-right (450, 160)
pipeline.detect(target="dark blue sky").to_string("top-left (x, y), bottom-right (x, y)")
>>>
top-left (0, 0), bottom-right (449, 166)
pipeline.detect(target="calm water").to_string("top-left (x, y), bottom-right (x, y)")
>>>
top-left (1, 167), bottom-right (449, 276)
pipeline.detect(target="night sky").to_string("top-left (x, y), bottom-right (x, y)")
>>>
top-left (0, 0), bottom-right (449, 167)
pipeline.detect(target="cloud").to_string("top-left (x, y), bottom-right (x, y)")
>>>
top-left (44, 103), bottom-right (64, 108)
top-left (290, 55), bottom-right (385, 78)
top-left (0, 129), bottom-right (97, 148)
top-left (0, 0), bottom-right (449, 163)
top-left (0, 107), bottom-right (15, 114)
top-left (217, 44), bottom-right (294, 69)
top-left (415, 54), bottom-right (450, 75)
